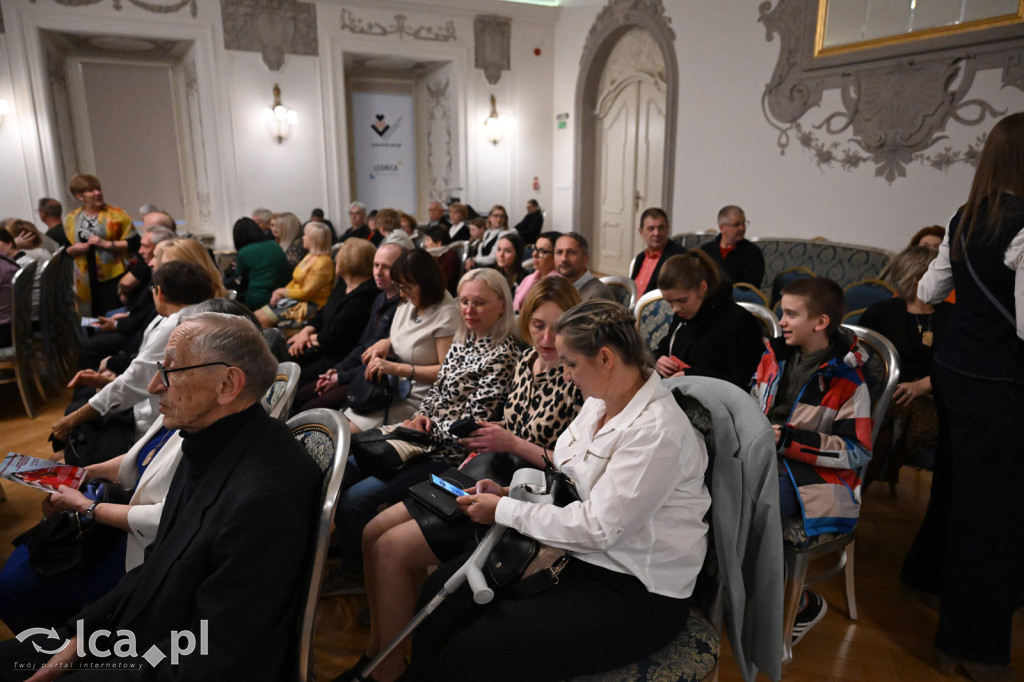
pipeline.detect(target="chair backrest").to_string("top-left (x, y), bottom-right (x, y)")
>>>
top-left (262, 361), bottom-right (301, 420)
top-left (633, 289), bottom-right (673, 353)
top-left (288, 408), bottom-right (350, 682)
top-left (38, 249), bottom-right (78, 379)
top-left (10, 261), bottom-right (37, 355)
top-left (599, 275), bottom-right (638, 310)
top-left (769, 266), bottom-right (817, 310)
top-left (843, 325), bottom-right (901, 444)
top-left (842, 279), bottom-right (897, 324)
top-left (737, 301), bottom-right (781, 339)
top-left (732, 282), bottom-right (768, 306)
top-left (670, 232), bottom-right (715, 251)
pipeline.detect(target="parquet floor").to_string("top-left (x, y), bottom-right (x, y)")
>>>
top-left (1, 383), bottom-right (1021, 681)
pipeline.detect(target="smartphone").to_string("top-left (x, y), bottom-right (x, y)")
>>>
top-left (80, 317), bottom-right (101, 327)
top-left (430, 474), bottom-right (469, 498)
top-left (448, 417), bottom-right (481, 439)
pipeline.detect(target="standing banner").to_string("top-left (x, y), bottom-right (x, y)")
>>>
top-left (351, 91), bottom-right (417, 214)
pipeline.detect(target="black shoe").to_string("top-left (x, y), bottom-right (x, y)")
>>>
top-left (791, 591), bottom-right (827, 647)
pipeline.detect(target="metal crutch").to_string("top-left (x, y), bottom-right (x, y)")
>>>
top-left (360, 468), bottom-right (554, 679)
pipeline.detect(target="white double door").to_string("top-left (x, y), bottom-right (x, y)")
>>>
top-left (592, 76), bottom-right (666, 277)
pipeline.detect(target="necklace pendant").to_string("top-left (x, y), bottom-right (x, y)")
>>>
top-left (922, 330), bottom-right (934, 347)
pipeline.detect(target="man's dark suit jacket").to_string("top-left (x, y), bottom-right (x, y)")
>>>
top-left (70, 403), bottom-right (321, 680)
top-left (699, 235), bottom-right (766, 289)
top-left (629, 240), bottom-right (687, 295)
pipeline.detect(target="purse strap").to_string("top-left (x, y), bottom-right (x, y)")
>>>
top-left (961, 231), bottom-right (1017, 329)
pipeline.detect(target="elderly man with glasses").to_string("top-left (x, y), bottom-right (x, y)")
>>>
top-left (698, 204), bottom-right (765, 289)
top-left (0, 312), bottom-right (322, 681)
top-left (338, 202), bottom-right (371, 243)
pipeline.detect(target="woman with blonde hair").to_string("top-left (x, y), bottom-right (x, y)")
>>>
top-left (329, 265), bottom-right (520, 595)
top-left (341, 277), bottom-right (585, 682)
top-left (155, 238), bottom-right (227, 299)
top-left (271, 211), bottom-right (307, 267)
top-left (407, 300), bottom-right (710, 681)
top-left (255, 222), bottom-right (334, 329)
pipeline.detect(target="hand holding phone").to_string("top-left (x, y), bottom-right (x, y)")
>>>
top-left (448, 417), bottom-right (481, 439)
top-left (430, 474), bottom-right (469, 498)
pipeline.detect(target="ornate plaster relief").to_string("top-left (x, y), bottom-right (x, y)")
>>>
top-left (221, 0), bottom-right (318, 71)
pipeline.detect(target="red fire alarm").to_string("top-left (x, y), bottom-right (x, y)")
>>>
top-left (534, 48), bottom-right (541, 56)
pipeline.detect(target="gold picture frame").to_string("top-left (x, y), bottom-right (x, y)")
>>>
top-left (815, 0), bottom-right (1024, 57)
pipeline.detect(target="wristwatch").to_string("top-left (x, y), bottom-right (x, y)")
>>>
top-left (83, 500), bottom-right (99, 521)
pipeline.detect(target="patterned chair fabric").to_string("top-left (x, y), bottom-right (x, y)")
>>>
top-left (633, 290), bottom-right (673, 354)
top-left (671, 233), bottom-right (716, 251)
top-left (287, 408), bottom-right (350, 682)
top-left (757, 238), bottom-right (892, 298)
top-left (38, 249), bottom-right (78, 384)
top-left (261, 361), bottom-right (300, 420)
top-left (769, 266), bottom-right (817, 310)
top-left (732, 282), bottom-right (768, 306)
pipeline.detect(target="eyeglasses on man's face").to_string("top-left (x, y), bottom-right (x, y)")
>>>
top-left (155, 361), bottom-right (231, 388)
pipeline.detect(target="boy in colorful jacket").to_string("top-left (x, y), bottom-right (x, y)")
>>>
top-left (751, 277), bottom-right (873, 644)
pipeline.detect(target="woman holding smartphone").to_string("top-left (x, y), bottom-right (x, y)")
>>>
top-left (408, 300), bottom-right (711, 681)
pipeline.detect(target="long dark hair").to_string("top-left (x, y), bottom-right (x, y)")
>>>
top-left (954, 112), bottom-right (1024, 260)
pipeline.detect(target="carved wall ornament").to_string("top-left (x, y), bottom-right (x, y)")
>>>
top-left (581, 0), bottom-right (674, 66)
top-left (425, 78), bottom-right (454, 202)
top-left (28, 0), bottom-right (197, 18)
top-left (759, 0), bottom-right (1023, 183)
top-left (474, 15), bottom-right (510, 85)
top-left (597, 26), bottom-right (665, 107)
top-left (221, 0), bottom-right (318, 71)
top-left (1, 5), bottom-right (5, 34)
top-left (340, 9), bottom-right (456, 43)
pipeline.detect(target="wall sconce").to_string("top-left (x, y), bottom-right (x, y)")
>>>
top-left (482, 94), bottom-right (512, 146)
top-left (0, 99), bottom-right (10, 127)
top-left (260, 83), bottom-right (297, 144)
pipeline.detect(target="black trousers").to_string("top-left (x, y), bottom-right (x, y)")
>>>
top-left (409, 554), bottom-right (691, 682)
top-left (903, 360), bottom-right (1024, 665)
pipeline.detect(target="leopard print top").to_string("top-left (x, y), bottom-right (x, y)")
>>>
top-left (416, 333), bottom-right (520, 463)
top-left (503, 348), bottom-right (584, 450)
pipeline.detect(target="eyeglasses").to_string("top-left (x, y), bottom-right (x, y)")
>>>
top-left (396, 283), bottom-right (417, 294)
top-left (533, 248), bottom-right (553, 257)
top-left (155, 361), bottom-right (231, 388)
top-left (490, 213), bottom-right (506, 219)
top-left (459, 297), bottom-right (499, 310)
top-left (722, 220), bottom-right (749, 228)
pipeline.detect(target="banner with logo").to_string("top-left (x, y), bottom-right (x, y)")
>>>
top-left (351, 91), bottom-right (417, 214)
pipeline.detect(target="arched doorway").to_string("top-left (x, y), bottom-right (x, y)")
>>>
top-left (574, 0), bottom-right (679, 276)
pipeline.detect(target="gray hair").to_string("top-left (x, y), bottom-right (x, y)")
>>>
top-left (349, 202), bottom-right (367, 213)
top-left (252, 208), bottom-right (272, 224)
top-left (145, 226), bottom-right (176, 245)
top-left (717, 205), bottom-right (745, 224)
top-left (178, 312), bottom-right (277, 401)
top-left (454, 268), bottom-right (517, 345)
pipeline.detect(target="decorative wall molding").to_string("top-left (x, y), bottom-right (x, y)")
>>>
top-left (596, 26), bottom-right (665, 112)
top-left (340, 9), bottom-right (455, 43)
top-left (581, 0), bottom-right (674, 65)
top-left (0, 6), bottom-right (5, 34)
top-left (759, 0), bottom-right (1023, 183)
top-left (425, 77), bottom-right (454, 203)
top-left (28, 0), bottom-right (197, 18)
top-left (221, 0), bottom-right (318, 71)
top-left (574, 0), bottom-right (678, 245)
top-left (474, 15), bottom-right (510, 85)
top-left (183, 58), bottom-right (212, 218)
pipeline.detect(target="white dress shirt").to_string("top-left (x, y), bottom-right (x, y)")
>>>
top-left (495, 371), bottom-right (711, 598)
top-left (88, 311), bottom-right (181, 438)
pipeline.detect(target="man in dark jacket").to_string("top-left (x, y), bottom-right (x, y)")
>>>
top-left (699, 205), bottom-right (765, 289)
top-left (0, 312), bottom-right (321, 680)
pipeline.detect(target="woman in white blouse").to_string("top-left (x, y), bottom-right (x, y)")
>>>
top-left (407, 300), bottom-right (711, 682)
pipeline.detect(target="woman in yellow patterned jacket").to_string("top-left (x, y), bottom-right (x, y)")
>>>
top-left (255, 221), bottom-right (335, 329)
top-left (64, 173), bottom-right (136, 316)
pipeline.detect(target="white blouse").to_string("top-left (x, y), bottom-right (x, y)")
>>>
top-left (494, 372), bottom-right (711, 598)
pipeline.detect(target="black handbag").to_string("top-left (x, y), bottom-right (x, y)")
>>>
top-left (483, 462), bottom-right (581, 597)
top-left (346, 369), bottom-right (413, 424)
top-left (12, 478), bottom-right (128, 579)
top-left (350, 425), bottom-right (437, 480)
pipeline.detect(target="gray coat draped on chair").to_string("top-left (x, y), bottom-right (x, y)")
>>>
top-left (664, 376), bottom-right (783, 682)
